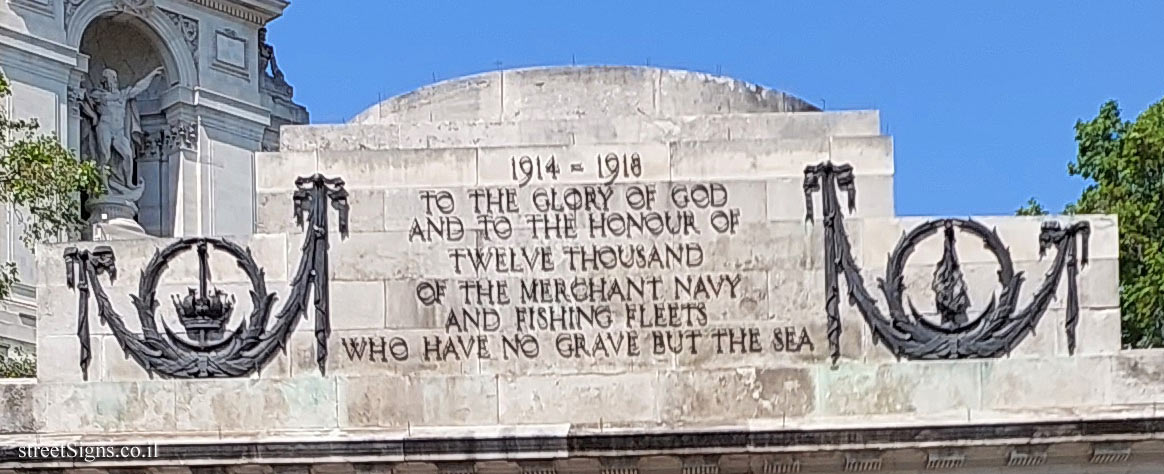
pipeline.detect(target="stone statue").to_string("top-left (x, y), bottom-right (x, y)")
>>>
top-left (78, 67), bottom-right (163, 203)
top-left (258, 28), bottom-right (283, 81)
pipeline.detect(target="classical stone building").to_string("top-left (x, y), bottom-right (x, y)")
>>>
top-left (0, 0), bottom-right (307, 353)
top-left (1, 4), bottom-right (1163, 474)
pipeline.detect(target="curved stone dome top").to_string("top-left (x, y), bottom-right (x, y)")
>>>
top-left (351, 66), bottom-right (819, 124)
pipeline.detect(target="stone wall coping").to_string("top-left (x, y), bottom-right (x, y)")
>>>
top-left (5, 415), bottom-right (1164, 468)
top-left (3, 401), bottom-right (1161, 444)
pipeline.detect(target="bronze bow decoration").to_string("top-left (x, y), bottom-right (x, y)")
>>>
top-left (64, 174), bottom-right (349, 379)
top-left (804, 162), bottom-right (1089, 364)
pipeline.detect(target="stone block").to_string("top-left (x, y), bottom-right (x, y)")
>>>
top-left (384, 187), bottom-right (477, 233)
top-left (37, 380), bottom-right (177, 433)
top-left (389, 111), bottom-right (879, 152)
top-left (830, 136), bottom-right (893, 170)
top-left (694, 270), bottom-right (769, 323)
top-left (767, 174), bottom-right (894, 222)
top-left (561, 116), bottom-right (653, 145)
top-left (393, 463), bottom-right (439, 474)
top-left (228, 233), bottom-right (289, 282)
top-left (256, 191), bottom-right (297, 234)
top-left (255, 151), bottom-right (317, 192)
top-left (998, 306), bottom-right (1062, 359)
top-left (501, 67), bottom-right (656, 121)
top-left (671, 111), bottom-right (879, 143)
top-left (1066, 308), bottom-right (1120, 356)
top-left (816, 360), bottom-right (983, 416)
top-left (474, 461), bottom-right (519, 474)
top-left (1079, 258), bottom-right (1119, 309)
top-left (337, 375), bottom-right (498, 428)
top-left (384, 279), bottom-right (445, 330)
top-left (554, 459), bottom-right (603, 474)
top-left (657, 68), bottom-right (747, 116)
top-left (477, 143), bottom-right (671, 187)
top-left (37, 335), bottom-right (100, 383)
top-left (174, 377), bottom-right (337, 433)
top-left (611, 180), bottom-right (767, 226)
top-left (317, 148), bottom-right (478, 189)
top-left (1083, 214), bottom-right (1119, 260)
top-left (333, 188), bottom-right (387, 233)
top-left (294, 329), bottom-right (479, 378)
top-left (330, 281), bottom-right (388, 330)
top-left (364, 71), bottom-right (502, 124)
top-left (497, 373), bottom-right (659, 426)
top-left (411, 375), bottom-right (499, 426)
top-left (670, 138), bottom-right (828, 181)
top-left (311, 464), bottom-right (356, 474)
top-left (0, 382), bottom-right (40, 433)
top-left (716, 455), bottom-right (750, 474)
top-left (397, 119), bottom-right (575, 149)
top-left (766, 268), bottom-right (865, 363)
top-left (697, 221), bottom-right (828, 273)
top-left (326, 231), bottom-right (471, 280)
top-left (980, 356), bottom-right (1111, 410)
top-left (227, 465), bottom-right (275, 474)
top-left (473, 325), bottom-right (672, 377)
top-left (34, 382), bottom-right (98, 433)
top-left (353, 464), bottom-right (398, 474)
top-left (658, 368), bottom-right (814, 426)
top-left (655, 69), bottom-right (807, 116)
top-left (36, 285), bottom-right (85, 337)
top-left (290, 330), bottom-right (330, 377)
top-left (636, 456), bottom-right (681, 474)
top-left (35, 241), bottom-right (73, 289)
top-left (280, 124), bottom-right (401, 152)
top-left (1110, 351), bottom-right (1164, 405)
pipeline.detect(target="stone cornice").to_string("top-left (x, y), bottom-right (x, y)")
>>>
top-left (195, 87), bottom-right (272, 127)
top-left (3, 417), bottom-right (1164, 469)
top-left (183, 0), bottom-right (288, 25)
top-left (0, 25), bottom-right (78, 71)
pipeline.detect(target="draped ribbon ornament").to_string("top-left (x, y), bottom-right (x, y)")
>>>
top-left (804, 162), bottom-right (1090, 363)
top-left (65, 174), bottom-right (349, 379)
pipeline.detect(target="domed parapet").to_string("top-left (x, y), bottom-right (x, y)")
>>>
top-left (350, 66), bottom-right (819, 125)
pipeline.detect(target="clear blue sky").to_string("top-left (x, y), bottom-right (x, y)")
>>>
top-left (267, 2), bottom-right (1164, 216)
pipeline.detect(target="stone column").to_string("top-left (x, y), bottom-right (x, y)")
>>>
top-left (164, 117), bottom-right (202, 236)
top-left (66, 72), bottom-right (84, 240)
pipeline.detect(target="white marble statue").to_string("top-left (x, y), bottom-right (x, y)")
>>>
top-left (78, 67), bottom-right (163, 203)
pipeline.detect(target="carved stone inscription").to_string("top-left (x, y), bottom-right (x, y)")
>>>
top-left (342, 152), bottom-right (816, 366)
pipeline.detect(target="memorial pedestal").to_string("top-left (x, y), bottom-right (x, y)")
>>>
top-left (85, 196), bottom-right (148, 241)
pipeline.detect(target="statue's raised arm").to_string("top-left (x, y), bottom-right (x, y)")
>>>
top-left (125, 67), bottom-right (163, 98)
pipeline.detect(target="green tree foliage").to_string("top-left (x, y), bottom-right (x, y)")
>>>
top-left (0, 351), bottom-right (35, 378)
top-left (1024, 99), bottom-right (1164, 347)
top-left (1015, 198), bottom-right (1048, 216)
top-left (0, 72), bottom-right (104, 300)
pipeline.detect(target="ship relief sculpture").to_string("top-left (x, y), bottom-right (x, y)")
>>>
top-left (804, 162), bottom-right (1090, 363)
top-left (64, 175), bottom-right (349, 379)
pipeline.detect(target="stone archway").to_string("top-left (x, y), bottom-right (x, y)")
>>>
top-left (68, 3), bottom-right (196, 238)
top-left (75, 14), bottom-right (174, 235)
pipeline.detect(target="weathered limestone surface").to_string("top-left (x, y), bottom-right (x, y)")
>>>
top-left (346, 67), bottom-right (819, 125)
top-left (10, 67), bottom-right (1148, 471)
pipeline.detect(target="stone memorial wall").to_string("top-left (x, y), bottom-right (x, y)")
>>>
top-left (6, 68), bottom-right (1160, 471)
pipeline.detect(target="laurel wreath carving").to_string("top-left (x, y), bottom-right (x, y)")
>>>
top-left (64, 174), bottom-right (348, 379)
top-left (804, 162), bottom-right (1089, 362)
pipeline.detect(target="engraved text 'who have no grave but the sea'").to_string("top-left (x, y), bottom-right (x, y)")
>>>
top-left (340, 151), bottom-right (815, 365)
